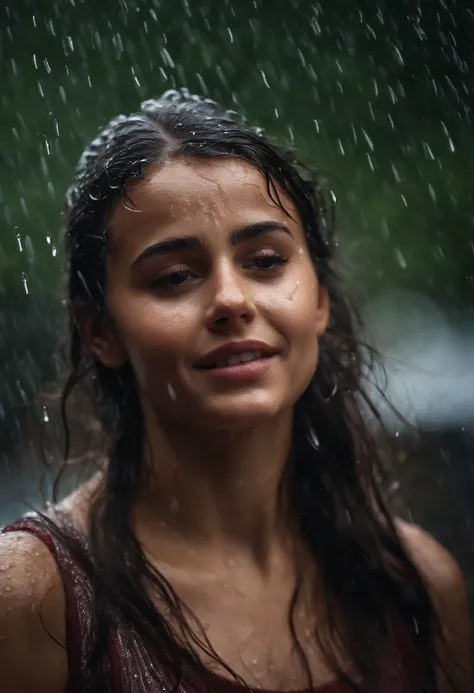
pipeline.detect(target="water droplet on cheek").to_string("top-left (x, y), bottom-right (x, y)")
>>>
top-left (286, 281), bottom-right (299, 301)
top-left (167, 383), bottom-right (176, 401)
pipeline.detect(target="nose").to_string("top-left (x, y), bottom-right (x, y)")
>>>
top-left (205, 261), bottom-right (256, 333)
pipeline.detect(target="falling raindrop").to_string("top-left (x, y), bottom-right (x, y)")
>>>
top-left (21, 273), bottom-right (29, 295)
top-left (394, 249), bottom-right (407, 269)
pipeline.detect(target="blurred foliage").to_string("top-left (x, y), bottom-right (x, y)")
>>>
top-left (1, 0), bottom-right (474, 453)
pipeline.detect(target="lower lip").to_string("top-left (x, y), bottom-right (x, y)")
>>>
top-left (196, 356), bottom-right (275, 383)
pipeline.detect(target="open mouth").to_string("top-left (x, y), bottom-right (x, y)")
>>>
top-left (196, 351), bottom-right (273, 370)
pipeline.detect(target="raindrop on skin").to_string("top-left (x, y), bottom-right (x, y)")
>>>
top-left (286, 281), bottom-right (299, 301)
top-left (167, 383), bottom-right (177, 401)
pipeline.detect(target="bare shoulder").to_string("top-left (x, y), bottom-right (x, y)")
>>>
top-left (0, 530), bottom-right (68, 693)
top-left (395, 519), bottom-right (471, 691)
top-left (395, 519), bottom-right (464, 589)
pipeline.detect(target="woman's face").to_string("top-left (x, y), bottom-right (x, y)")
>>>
top-left (92, 157), bottom-right (329, 430)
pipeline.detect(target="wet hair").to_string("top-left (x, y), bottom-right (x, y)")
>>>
top-left (50, 88), bottom-right (445, 691)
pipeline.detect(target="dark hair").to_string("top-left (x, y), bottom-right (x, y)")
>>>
top-left (50, 88), bottom-right (444, 692)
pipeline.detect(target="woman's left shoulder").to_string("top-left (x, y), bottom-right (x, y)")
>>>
top-left (395, 519), bottom-right (464, 590)
top-left (395, 519), bottom-right (471, 691)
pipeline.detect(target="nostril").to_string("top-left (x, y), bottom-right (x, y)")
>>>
top-left (214, 315), bottom-right (229, 325)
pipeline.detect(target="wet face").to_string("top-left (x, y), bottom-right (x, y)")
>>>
top-left (90, 157), bottom-right (329, 431)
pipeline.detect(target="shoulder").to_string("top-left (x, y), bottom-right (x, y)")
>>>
top-left (395, 520), bottom-right (471, 691)
top-left (396, 520), bottom-right (466, 601)
top-left (395, 519), bottom-right (464, 591)
top-left (0, 530), bottom-right (68, 693)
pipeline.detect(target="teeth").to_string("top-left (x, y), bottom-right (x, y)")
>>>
top-left (239, 352), bottom-right (257, 363)
top-left (215, 351), bottom-right (264, 368)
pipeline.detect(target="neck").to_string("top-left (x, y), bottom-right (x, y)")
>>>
top-left (133, 408), bottom-right (295, 569)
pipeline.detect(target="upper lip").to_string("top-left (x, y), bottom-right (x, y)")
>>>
top-left (193, 340), bottom-right (278, 368)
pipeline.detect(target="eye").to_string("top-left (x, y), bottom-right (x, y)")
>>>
top-left (245, 251), bottom-right (289, 271)
top-left (152, 267), bottom-right (198, 290)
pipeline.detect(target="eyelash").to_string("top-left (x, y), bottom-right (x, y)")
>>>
top-left (151, 268), bottom-right (196, 290)
top-left (152, 252), bottom-right (289, 291)
top-left (244, 252), bottom-right (288, 271)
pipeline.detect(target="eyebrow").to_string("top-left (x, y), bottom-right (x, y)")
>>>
top-left (131, 220), bottom-right (292, 267)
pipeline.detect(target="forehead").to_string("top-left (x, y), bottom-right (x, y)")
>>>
top-left (109, 157), bottom-right (300, 238)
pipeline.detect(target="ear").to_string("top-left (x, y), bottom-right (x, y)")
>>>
top-left (71, 305), bottom-right (128, 369)
top-left (315, 284), bottom-right (330, 337)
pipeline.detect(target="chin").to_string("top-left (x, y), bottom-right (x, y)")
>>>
top-left (196, 397), bottom-right (289, 432)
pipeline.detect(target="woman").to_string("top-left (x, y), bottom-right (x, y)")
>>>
top-left (0, 89), bottom-right (470, 693)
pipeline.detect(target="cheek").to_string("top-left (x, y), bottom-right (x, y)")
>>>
top-left (264, 268), bottom-right (321, 377)
top-left (265, 266), bottom-right (320, 338)
top-left (112, 296), bottom-right (197, 369)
